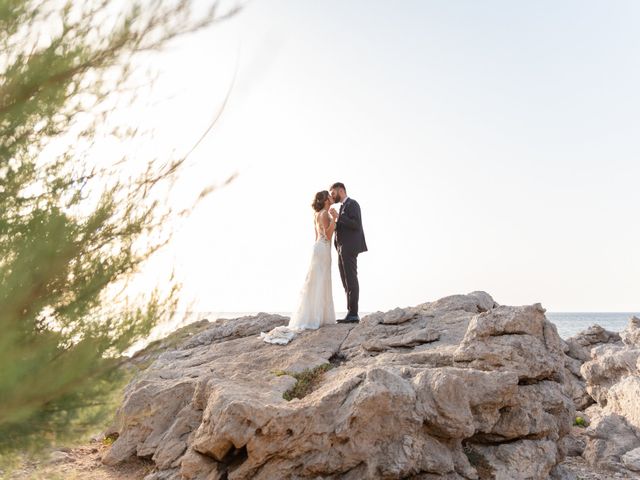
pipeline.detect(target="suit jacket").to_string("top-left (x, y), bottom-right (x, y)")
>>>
top-left (334, 198), bottom-right (367, 254)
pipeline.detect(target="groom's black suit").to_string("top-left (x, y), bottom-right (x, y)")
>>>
top-left (334, 197), bottom-right (367, 317)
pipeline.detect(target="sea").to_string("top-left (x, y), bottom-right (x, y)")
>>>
top-left (545, 312), bottom-right (638, 339)
top-left (158, 311), bottom-right (639, 342)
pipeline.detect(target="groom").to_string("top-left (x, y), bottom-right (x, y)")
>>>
top-left (329, 182), bottom-right (367, 323)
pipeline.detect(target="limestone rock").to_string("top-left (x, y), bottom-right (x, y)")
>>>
top-left (467, 439), bottom-right (557, 480)
top-left (621, 316), bottom-right (640, 348)
top-left (583, 412), bottom-right (640, 472)
top-left (562, 349), bottom-right (594, 412)
top-left (363, 327), bottom-right (440, 351)
top-left (380, 307), bottom-right (417, 325)
top-left (183, 313), bottom-right (289, 348)
top-left (561, 324), bottom-right (623, 413)
top-left (549, 463), bottom-right (578, 480)
top-left (561, 429), bottom-right (586, 457)
top-left (564, 325), bottom-right (621, 363)
top-left (452, 304), bottom-right (565, 383)
top-left (581, 344), bottom-right (640, 407)
top-left (103, 292), bottom-right (572, 480)
top-left (604, 376), bottom-right (640, 431)
top-left (560, 317), bottom-right (640, 475)
top-left (622, 446), bottom-right (640, 472)
top-left (564, 370), bottom-right (593, 411)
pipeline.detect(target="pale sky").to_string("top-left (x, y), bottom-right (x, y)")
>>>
top-left (133, 0), bottom-right (639, 314)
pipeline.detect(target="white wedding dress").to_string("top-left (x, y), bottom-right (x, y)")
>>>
top-left (261, 213), bottom-right (336, 345)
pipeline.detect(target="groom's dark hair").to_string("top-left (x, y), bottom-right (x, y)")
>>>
top-left (331, 182), bottom-right (346, 192)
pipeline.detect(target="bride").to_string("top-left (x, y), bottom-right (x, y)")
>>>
top-left (261, 190), bottom-right (337, 344)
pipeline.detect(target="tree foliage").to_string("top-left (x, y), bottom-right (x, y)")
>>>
top-left (0, 0), bottom-right (236, 459)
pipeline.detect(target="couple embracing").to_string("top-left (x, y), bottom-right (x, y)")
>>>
top-left (261, 182), bottom-right (367, 344)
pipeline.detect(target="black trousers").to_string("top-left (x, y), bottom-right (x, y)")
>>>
top-left (338, 248), bottom-right (359, 316)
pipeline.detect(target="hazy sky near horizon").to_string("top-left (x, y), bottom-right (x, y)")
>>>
top-left (138, 0), bottom-right (639, 313)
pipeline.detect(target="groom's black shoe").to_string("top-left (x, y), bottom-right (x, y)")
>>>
top-left (337, 315), bottom-right (360, 324)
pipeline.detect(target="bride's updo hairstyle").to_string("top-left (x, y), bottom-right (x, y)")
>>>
top-left (312, 190), bottom-right (329, 212)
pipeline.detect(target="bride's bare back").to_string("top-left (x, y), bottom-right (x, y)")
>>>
top-left (315, 210), bottom-right (335, 242)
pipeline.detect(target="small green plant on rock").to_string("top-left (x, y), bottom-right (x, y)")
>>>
top-left (278, 364), bottom-right (333, 401)
top-left (102, 432), bottom-right (119, 446)
top-left (574, 416), bottom-right (586, 427)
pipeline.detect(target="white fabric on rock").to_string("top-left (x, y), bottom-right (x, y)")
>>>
top-left (259, 326), bottom-right (296, 345)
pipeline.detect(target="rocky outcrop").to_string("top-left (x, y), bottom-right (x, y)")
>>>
top-left (622, 446), bottom-right (640, 473)
top-left (103, 293), bottom-right (574, 480)
top-left (621, 316), bottom-right (640, 348)
top-left (561, 325), bottom-right (621, 412)
top-left (564, 325), bottom-right (621, 363)
top-left (560, 317), bottom-right (640, 476)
